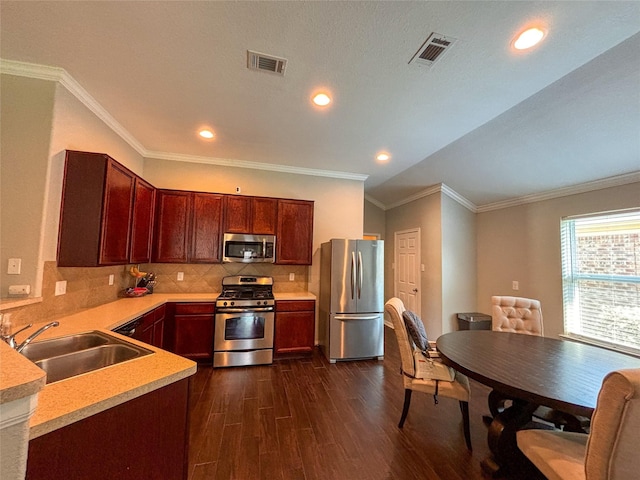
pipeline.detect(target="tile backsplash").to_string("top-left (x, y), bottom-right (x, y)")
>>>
top-left (3, 261), bottom-right (308, 327)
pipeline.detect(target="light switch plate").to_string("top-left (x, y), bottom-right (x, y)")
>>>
top-left (109, 274), bottom-right (114, 285)
top-left (177, 272), bottom-right (184, 281)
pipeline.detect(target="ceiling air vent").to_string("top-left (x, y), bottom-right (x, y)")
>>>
top-left (247, 50), bottom-right (287, 76)
top-left (409, 33), bottom-right (457, 68)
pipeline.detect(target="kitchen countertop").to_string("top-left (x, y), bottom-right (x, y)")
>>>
top-left (0, 291), bottom-right (316, 439)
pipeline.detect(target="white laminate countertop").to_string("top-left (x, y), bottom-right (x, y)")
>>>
top-left (0, 292), bottom-right (315, 439)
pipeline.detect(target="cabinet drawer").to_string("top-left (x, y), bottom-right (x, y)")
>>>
top-left (173, 302), bottom-right (215, 315)
top-left (276, 300), bottom-right (315, 312)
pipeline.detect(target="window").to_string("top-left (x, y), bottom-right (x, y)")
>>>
top-left (561, 209), bottom-right (640, 355)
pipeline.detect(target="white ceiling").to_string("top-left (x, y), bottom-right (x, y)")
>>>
top-left (1, 1), bottom-right (639, 208)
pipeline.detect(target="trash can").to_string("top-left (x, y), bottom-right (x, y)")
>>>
top-left (457, 312), bottom-right (492, 331)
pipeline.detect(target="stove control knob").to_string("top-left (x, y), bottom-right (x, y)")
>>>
top-left (230, 301), bottom-right (235, 306)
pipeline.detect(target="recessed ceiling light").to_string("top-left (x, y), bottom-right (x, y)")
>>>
top-left (513, 27), bottom-right (546, 50)
top-left (198, 129), bottom-right (215, 139)
top-left (376, 152), bottom-right (390, 162)
top-left (312, 93), bottom-right (331, 107)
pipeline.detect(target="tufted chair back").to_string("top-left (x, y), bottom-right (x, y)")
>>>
top-left (491, 296), bottom-right (543, 336)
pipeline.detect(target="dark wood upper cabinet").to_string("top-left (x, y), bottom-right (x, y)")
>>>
top-left (223, 195), bottom-right (277, 234)
top-left (129, 177), bottom-right (156, 264)
top-left (153, 190), bottom-right (223, 263)
top-left (276, 199), bottom-right (314, 265)
top-left (152, 190), bottom-right (191, 263)
top-left (58, 151), bottom-right (136, 267)
top-left (191, 193), bottom-right (224, 263)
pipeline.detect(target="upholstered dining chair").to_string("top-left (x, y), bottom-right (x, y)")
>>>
top-left (489, 295), bottom-right (588, 432)
top-left (384, 297), bottom-right (472, 450)
top-left (491, 296), bottom-right (543, 335)
top-left (517, 368), bottom-right (640, 480)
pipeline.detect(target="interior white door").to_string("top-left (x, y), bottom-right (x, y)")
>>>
top-left (394, 229), bottom-right (421, 319)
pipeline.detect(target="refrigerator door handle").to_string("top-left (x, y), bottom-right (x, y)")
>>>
top-left (333, 315), bottom-right (381, 321)
top-left (357, 250), bottom-right (363, 299)
top-left (351, 251), bottom-right (356, 299)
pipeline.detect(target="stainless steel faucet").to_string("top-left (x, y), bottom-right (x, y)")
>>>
top-left (1, 321), bottom-right (60, 353)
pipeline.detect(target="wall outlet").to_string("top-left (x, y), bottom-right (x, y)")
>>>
top-left (8, 285), bottom-right (30, 296)
top-left (109, 274), bottom-right (115, 286)
top-left (289, 272), bottom-right (295, 281)
top-left (512, 280), bottom-right (519, 291)
top-left (235, 186), bottom-right (241, 193)
top-left (55, 280), bottom-right (67, 296)
top-left (177, 272), bottom-right (184, 281)
top-left (7, 258), bottom-right (21, 274)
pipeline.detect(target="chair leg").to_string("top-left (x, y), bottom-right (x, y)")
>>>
top-left (459, 400), bottom-right (472, 451)
top-left (398, 389), bottom-right (412, 428)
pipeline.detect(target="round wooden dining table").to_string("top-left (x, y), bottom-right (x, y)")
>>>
top-left (436, 330), bottom-right (640, 477)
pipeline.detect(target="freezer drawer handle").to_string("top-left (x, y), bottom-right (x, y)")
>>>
top-left (333, 315), bottom-right (380, 321)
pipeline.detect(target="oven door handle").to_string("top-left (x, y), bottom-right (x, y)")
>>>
top-left (216, 307), bottom-right (274, 314)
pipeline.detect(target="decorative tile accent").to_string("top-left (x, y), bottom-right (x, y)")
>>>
top-left (5, 261), bottom-right (309, 328)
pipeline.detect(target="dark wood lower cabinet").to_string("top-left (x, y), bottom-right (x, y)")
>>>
top-left (26, 378), bottom-right (190, 480)
top-left (274, 300), bottom-right (315, 356)
top-left (132, 304), bottom-right (166, 349)
top-left (171, 303), bottom-right (215, 362)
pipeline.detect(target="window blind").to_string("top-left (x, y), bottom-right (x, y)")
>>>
top-left (561, 209), bottom-right (640, 354)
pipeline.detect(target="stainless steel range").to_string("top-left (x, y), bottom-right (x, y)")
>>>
top-left (214, 275), bottom-right (275, 367)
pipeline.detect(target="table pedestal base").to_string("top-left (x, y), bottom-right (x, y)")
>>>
top-left (481, 395), bottom-right (547, 478)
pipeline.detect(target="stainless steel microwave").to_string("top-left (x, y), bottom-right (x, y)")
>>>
top-left (222, 233), bottom-right (276, 263)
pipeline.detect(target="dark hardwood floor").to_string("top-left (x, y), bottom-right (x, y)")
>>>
top-left (187, 327), bottom-right (535, 480)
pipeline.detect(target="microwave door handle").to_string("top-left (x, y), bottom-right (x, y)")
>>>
top-left (263, 238), bottom-right (266, 259)
top-left (351, 251), bottom-right (356, 300)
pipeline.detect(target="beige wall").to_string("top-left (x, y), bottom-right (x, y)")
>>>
top-left (364, 199), bottom-right (385, 239)
top-left (477, 181), bottom-right (640, 339)
top-left (1, 75), bottom-right (55, 299)
top-left (441, 194), bottom-right (477, 333)
top-left (384, 191), bottom-right (477, 337)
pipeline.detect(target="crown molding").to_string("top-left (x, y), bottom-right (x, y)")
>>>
top-left (476, 171), bottom-right (640, 213)
top-left (381, 183), bottom-right (476, 212)
top-left (145, 150), bottom-right (369, 181)
top-left (364, 194), bottom-right (386, 210)
top-left (1, 59), bottom-right (147, 155)
top-left (1, 58), bottom-right (367, 183)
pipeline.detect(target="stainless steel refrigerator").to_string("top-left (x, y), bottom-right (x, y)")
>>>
top-left (319, 239), bottom-right (384, 363)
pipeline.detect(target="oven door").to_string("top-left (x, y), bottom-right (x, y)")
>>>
top-left (214, 308), bottom-right (274, 352)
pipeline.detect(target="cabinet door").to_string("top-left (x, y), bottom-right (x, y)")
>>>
top-left (191, 193), bottom-right (223, 262)
top-left (129, 177), bottom-right (155, 263)
top-left (152, 190), bottom-right (191, 263)
top-left (275, 310), bottom-right (315, 354)
top-left (252, 197), bottom-right (278, 234)
top-left (173, 315), bottom-right (214, 361)
top-left (276, 199), bottom-right (314, 265)
top-left (153, 304), bottom-right (166, 349)
top-left (223, 195), bottom-right (252, 233)
top-left (99, 160), bottom-right (135, 264)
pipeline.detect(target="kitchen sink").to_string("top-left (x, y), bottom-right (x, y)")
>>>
top-left (20, 331), bottom-right (112, 362)
top-left (20, 330), bottom-right (153, 384)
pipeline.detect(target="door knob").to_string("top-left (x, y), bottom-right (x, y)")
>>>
top-left (412, 288), bottom-right (418, 293)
